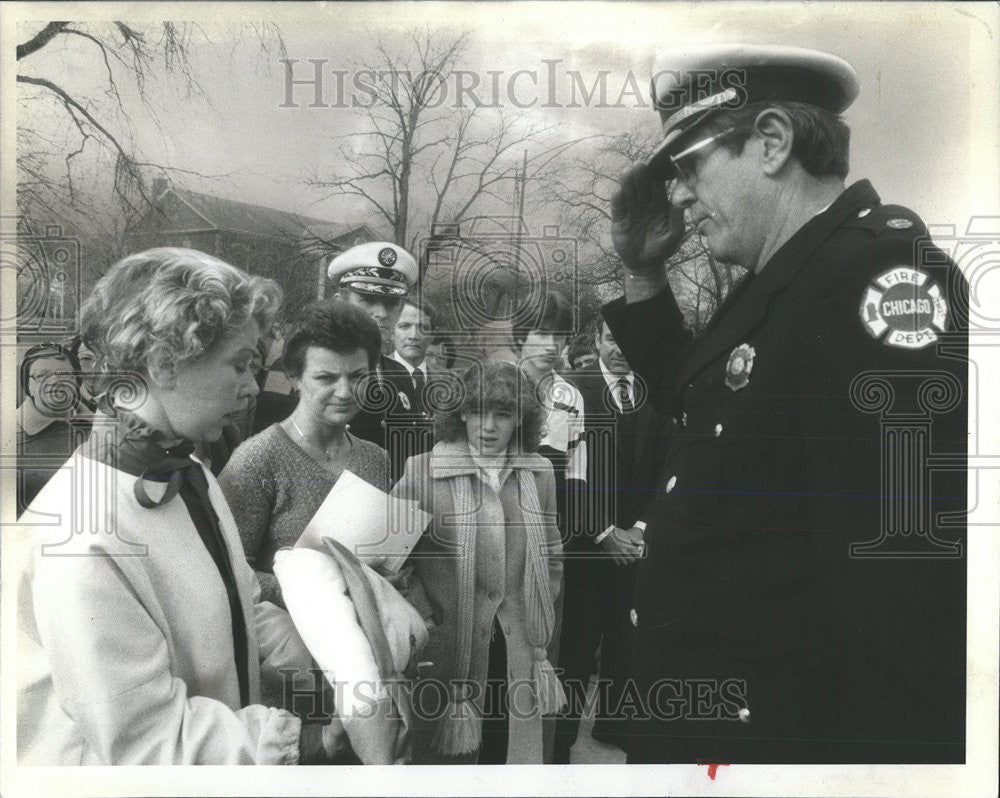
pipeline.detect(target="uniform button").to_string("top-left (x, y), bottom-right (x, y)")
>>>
top-left (681, 412), bottom-right (688, 427)
top-left (504, 625), bottom-right (512, 635)
top-left (738, 707), bottom-right (751, 723)
top-left (714, 423), bottom-right (723, 437)
top-left (857, 208), bottom-right (871, 218)
top-left (629, 608), bottom-right (638, 627)
top-left (665, 475), bottom-right (677, 493)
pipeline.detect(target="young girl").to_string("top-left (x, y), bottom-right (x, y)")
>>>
top-left (393, 360), bottom-right (564, 764)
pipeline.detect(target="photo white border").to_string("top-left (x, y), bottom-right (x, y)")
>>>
top-left (2, 3), bottom-right (997, 796)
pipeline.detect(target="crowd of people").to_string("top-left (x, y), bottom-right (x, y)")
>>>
top-left (13, 42), bottom-right (968, 768)
top-left (14, 238), bottom-right (648, 765)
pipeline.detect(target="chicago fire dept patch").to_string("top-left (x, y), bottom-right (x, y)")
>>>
top-left (860, 267), bottom-right (948, 350)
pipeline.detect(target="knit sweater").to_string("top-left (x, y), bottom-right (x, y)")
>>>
top-left (219, 424), bottom-right (389, 608)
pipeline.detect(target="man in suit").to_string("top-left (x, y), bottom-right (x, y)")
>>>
top-left (327, 242), bottom-right (421, 483)
top-left (605, 44), bottom-right (967, 763)
top-left (388, 297), bottom-right (440, 466)
top-left (552, 317), bottom-right (669, 762)
top-left (390, 298), bottom-right (437, 414)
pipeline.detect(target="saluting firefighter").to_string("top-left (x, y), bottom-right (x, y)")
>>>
top-left (606, 44), bottom-right (967, 764)
top-left (328, 242), bottom-right (430, 483)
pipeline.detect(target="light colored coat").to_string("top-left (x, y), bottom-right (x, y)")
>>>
top-left (15, 453), bottom-right (315, 765)
top-left (273, 546), bottom-right (428, 764)
top-left (392, 440), bottom-right (563, 764)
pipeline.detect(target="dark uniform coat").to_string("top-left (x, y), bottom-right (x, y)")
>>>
top-left (348, 355), bottom-right (433, 484)
top-left (603, 180), bottom-right (967, 764)
top-left (554, 369), bottom-right (671, 757)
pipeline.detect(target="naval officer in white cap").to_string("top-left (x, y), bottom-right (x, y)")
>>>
top-left (328, 242), bottom-right (426, 481)
top-left (603, 43), bottom-right (967, 764)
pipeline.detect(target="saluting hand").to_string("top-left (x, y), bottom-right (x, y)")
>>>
top-left (611, 162), bottom-right (686, 273)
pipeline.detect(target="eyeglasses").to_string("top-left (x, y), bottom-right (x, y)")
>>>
top-left (669, 126), bottom-right (740, 186)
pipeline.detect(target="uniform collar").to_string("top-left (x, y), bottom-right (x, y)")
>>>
top-left (757, 180), bottom-right (878, 286)
top-left (677, 180), bottom-right (880, 388)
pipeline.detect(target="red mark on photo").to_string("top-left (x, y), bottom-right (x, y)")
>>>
top-left (695, 759), bottom-right (730, 780)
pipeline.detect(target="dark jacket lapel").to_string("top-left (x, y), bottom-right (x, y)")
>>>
top-left (677, 180), bottom-right (880, 387)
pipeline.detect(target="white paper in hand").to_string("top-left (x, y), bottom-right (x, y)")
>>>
top-left (296, 469), bottom-right (430, 573)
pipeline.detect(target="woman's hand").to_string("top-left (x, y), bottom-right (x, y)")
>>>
top-left (379, 561), bottom-right (414, 592)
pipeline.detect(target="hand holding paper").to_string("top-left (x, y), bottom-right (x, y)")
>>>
top-left (295, 469), bottom-right (430, 573)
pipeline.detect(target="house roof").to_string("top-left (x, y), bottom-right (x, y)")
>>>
top-left (160, 187), bottom-right (376, 244)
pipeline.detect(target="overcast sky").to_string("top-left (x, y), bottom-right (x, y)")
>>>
top-left (12, 2), bottom-right (1000, 233)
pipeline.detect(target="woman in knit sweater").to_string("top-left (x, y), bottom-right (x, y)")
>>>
top-left (220, 300), bottom-right (389, 609)
top-left (393, 361), bottom-right (564, 764)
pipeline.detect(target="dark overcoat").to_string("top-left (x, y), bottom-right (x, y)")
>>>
top-left (349, 354), bottom-right (433, 483)
top-left (603, 180), bottom-right (968, 764)
top-left (554, 369), bottom-right (671, 753)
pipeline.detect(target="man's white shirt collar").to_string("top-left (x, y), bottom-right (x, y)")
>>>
top-left (390, 351), bottom-right (427, 376)
top-left (599, 360), bottom-right (635, 411)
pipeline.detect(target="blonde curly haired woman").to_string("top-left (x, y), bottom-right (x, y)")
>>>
top-left (15, 248), bottom-right (341, 765)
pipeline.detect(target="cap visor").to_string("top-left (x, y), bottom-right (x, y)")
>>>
top-left (342, 281), bottom-right (408, 297)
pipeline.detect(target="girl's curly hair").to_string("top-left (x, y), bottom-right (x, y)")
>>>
top-left (434, 360), bottom-right (545, 452)
top-left (80, 248), bottom-right (282, 383)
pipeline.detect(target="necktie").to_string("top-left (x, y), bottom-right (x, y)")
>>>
top-left (411, 367), bottom-right (426, 414)
top-left (616, 377), bottom-right (634, 413)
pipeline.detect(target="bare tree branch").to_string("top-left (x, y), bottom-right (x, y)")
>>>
top-left (18, 74), bottom-right (145, 200)
top-left (16, 22), bottom-right (69, 60)
top-left (17, 21), bottom-right (287, 224)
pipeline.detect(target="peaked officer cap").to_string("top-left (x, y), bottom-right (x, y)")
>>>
top-left (647, 43), bottom-right (859, 180)
top-left (327, 242), bottom-right (418, 297)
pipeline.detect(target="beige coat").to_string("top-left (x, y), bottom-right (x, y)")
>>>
top-left (15, 454), bottom-right (314, 765)
top-left (393, 440), bottom-right (563, 764)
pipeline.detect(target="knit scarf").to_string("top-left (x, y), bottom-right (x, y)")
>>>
top-left (432, 466), bottom-right (566, 756)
